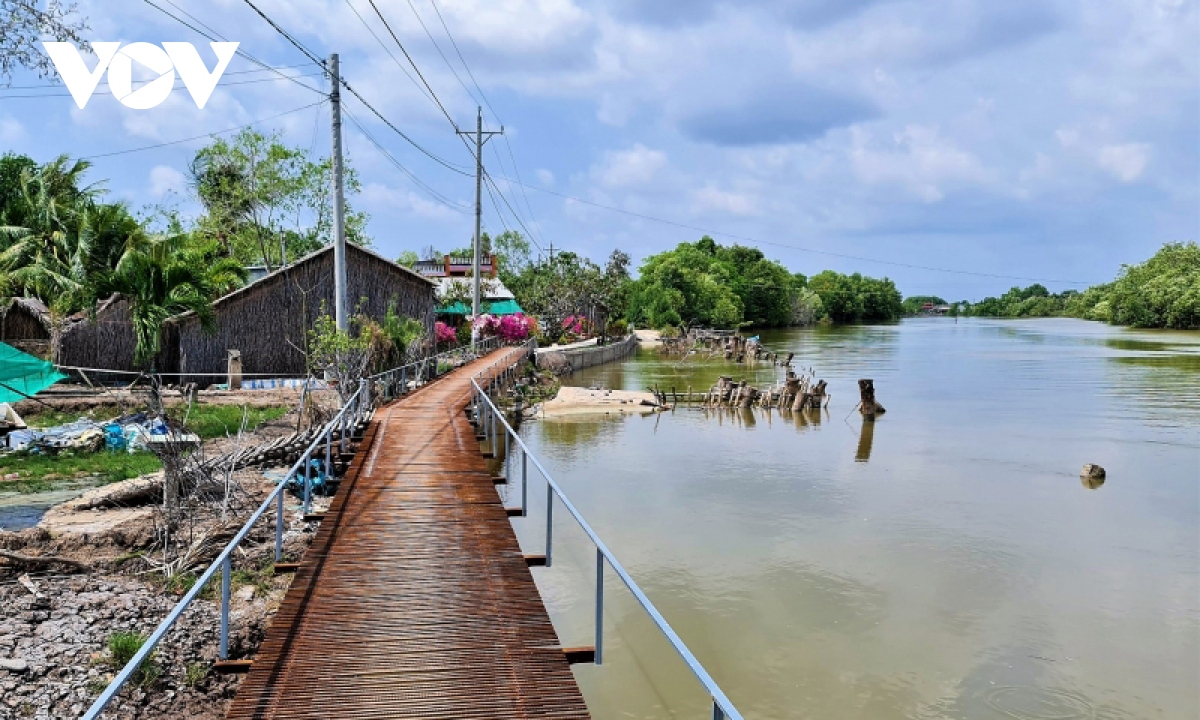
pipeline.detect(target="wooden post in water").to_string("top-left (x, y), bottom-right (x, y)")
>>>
top-left (858, 379), bottom-right (885, 419)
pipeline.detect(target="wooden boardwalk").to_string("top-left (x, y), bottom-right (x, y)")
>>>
top-left (227, 348), bottom-right (590, 719)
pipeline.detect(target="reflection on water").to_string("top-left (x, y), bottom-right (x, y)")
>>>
top-left (515, 318), bottom-right (1199, 720)
top-left (856, 418), bottom-right (876, 462)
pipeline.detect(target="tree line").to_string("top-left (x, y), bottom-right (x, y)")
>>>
top-left (0, 128), bottom-right (370, 364)
top-left (961, 243), bottom-right (1199, 329)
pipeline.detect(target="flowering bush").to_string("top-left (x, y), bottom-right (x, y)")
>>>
top-left (435, 321), bottom-right (458, 347)
top-left (560, 315), bottom-right (589, 336)
top-left (473, 313), bottom-right (535, 342)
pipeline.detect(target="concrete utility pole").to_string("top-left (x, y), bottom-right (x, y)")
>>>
top-left (457, 107), bottom-right (502, 341)
top-left (330, 53), bottom-right (348, 332)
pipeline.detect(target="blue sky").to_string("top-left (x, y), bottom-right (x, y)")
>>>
top-left (1, 0), bottom-right (1196, 300)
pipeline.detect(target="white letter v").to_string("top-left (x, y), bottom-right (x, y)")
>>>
top-left (164, 42), bottom-right (240, 109)
top-left (41, 42), bottom-right (121, 109)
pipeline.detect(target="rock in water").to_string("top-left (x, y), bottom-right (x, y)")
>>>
top-left (1081, 463), bottom-right (1106, 479)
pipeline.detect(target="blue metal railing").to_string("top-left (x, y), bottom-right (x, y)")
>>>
top-left (83, 336), bottom-right (511, 718)
top-left (470, 343), bottom-right (744, 720)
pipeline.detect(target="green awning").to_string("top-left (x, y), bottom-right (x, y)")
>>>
top-left (437, 299), bottom-right (525, 316)
top-left (0, 341), bottom-right (66, 404)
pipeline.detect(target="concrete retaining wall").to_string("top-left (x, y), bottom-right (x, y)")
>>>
top-left (536, 334), bottom-right (637, 373)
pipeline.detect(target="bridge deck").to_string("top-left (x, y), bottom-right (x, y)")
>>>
top-left (227, 349), bottom-right (589, 719)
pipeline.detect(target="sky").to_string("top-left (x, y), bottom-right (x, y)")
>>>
top-left (1, 0), bottom-right (1196, 301)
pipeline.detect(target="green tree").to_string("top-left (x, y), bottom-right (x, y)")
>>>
top-left (0, 0), bottom-right (91, 83)
top-left (189, 129), bottom-right (369, 271)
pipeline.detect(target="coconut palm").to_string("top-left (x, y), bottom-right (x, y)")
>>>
top-left (93, 233), bottom-right (248, 367)
top-left (0, 155), bottom-right (104, 308)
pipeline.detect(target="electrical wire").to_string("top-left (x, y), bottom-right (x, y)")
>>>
top-left (80, 100), bottom-right (326, 159)
top-left (484, 170), bottom-right (543, 253)
top-left (362, 0), bottom-right (459, 129)
top-left (487, 173), bottom-right (1100, 285)
top-left (401, 0), bottom-right (478, 107)
top-left (0, 71), bottom-right (324, 99)
top-left (341, 0), bottom-right (439, 108)
top-left (142, 0), bottom-right (326, 96)
top-left (342, 106), bottom-right (470, 213)
top-left (238, 0), bottom-right (472, 175)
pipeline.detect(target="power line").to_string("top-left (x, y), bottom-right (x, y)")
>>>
top-left (342, 106), bottom-right (470, 213)
top-left (488, 173), bottom-right (1100, 285)
top-left (238, 0), bottom-right (472, 176)
top-left (425, 0), bottom-right (547, 249)
top-left (362, 0), bottom-right (458, 130)
top-left (341, 0), bottom-right (438, 108)
top-left (142, 0), bottom-right (325, 96)
top-left (0, 63), bottom-right (312, 91)
top-left (80, 100), bottom-right (326, 159)
top-left (0, 71), bottom-right (324, 99)
top-left (402, 0), bottom-right (478, 107)
top-left (484, 170), bottom-right (543, 253)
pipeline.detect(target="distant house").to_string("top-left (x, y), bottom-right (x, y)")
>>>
top-left (434, 276), bottom-right (524, 317)
top-left (414, 253), bottom-right (496, 279)
top-left (174, 243), bottom-right (436, 380)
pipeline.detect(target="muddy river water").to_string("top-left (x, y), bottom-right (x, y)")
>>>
top-left (508, 318), bottom-right (1199, 720)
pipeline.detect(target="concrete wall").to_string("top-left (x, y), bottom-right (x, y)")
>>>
top-left (537, 333), bottom-right (637, 373)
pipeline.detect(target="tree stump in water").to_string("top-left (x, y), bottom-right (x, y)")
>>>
top-left (858, 379), bottom-right (885, 418)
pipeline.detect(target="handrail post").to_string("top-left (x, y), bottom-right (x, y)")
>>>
top-left (713, 701), bottom-right (724, 720)
top-left (545, 484), bottom-right (554, 567)
top-left (504, 422), bottom-right (510, 481)
top-left (219, 556), bottom-right (231, 660)
top-left (521, 450), bottom-right (528, 515)
top-left (324, 424), bottom-right (332, 491)
top-left (339, 407), bottom-right (347, 454)
top-left (275, 485), bottom-right (284, 562)
top-left (595, 548), bottom-right (604, 665)
top-left (302, 450), bottom-right (312, 515)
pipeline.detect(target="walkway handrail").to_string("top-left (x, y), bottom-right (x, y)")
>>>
top-left (469, 344), bottom-right (744, 720)
top-left (82, 381), bottom-right (371, 720)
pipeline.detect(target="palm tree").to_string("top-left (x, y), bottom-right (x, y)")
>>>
top-left (0, 155), bottom-right (104, 308)
top-left (94, 233), bottom-right (248, 368)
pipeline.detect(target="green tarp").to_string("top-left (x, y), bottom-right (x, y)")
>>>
top-left (0, 342), bottom-right (66, 404)
top-left (437, 299), bottom-right (525, 316)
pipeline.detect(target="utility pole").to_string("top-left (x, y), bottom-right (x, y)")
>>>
top-left (457, 107), bottom-right (502, 341)
top-left (330, 53), bottom-right (348, 332)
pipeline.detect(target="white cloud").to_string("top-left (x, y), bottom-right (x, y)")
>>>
top-left (691, 186), bottom-right (758, 217)
top-left (850, 125), bottom-right (987, 202)
top-left (0, 116), bottom-right (24, 144)
top-left (535, 168), bottom-right (555, 186)
top-left (1097, 143), bottom-right (1150, 182)
top-left (361, 182), bottom-right (462, 221)
top-left (592, 143), bottom-right (667, 188)
top-left (149, 165), bottom-right (185, 197)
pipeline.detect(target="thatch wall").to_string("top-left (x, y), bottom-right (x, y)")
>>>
top-left (176, 244), bottom-right (435, 381)
top-left (56, 294), bottom-right (170, 372)
top-left (0, 298), bottom-right (52, 359)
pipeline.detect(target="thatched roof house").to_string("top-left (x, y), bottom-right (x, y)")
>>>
top-left (174, 243), bottom-right (436, 380)
top-left (0, 297), bottom-right (53, 359)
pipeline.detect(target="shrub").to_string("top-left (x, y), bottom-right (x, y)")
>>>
top-left (106, 631), bottom-right (161, 687)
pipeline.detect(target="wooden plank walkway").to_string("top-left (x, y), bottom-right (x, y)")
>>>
top-left (227, 348), bottom-right (590, 719)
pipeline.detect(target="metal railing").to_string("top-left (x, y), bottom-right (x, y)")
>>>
top-left (82, 380), bottom-right (372, 720)
top-left (469, 344), bottom-right (744, 720)
top-left (366, 335), bottom-right (504, 403)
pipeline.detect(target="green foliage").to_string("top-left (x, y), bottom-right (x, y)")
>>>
top-left (183, 405), bottom-right (288, 439)
top-left (396, 250), bottom-right (419, 268)
top-left (106, 631), bottom-right (161, 687)
top-left (184, 662), bottom-right (208, 688)
top-left (372, 301), bottom-right (426, 369)
top-left (189, 129), bottom-right (370, 270)
top-left (901, 295), bottom-right (948, 314)
top-left (0, 450), bottom-right (161, 493)
top-left (627, 237), bottom-right (895, 328)
top-left (503, 249), bottom-right (629, 340)
top-left (1102, 242), bottom-right (1199, 329)
top-left (805, 270), bottom-right (903, 323)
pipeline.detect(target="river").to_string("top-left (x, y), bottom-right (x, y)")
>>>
top-left (507, 318), bottom-right (1199, 720)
